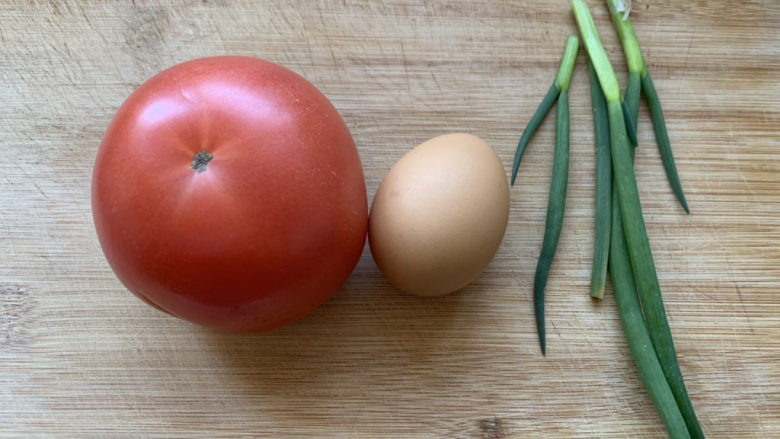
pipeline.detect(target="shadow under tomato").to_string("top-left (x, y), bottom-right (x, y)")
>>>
top-left (194, 248), bottom-right (503, 421)
top-left (199, 251), bottom-right (476, 364)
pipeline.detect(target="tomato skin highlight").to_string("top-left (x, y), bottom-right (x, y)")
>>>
top-left (92, 56), bottom-right (367, 332)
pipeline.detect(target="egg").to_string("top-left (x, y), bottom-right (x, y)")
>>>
top-left (368, 133), bottom-right (510, 296)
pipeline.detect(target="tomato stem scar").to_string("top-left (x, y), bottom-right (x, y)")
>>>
top-left (191, 151), bottom-right (213, 173)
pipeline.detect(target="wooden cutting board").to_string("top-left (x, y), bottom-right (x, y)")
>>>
top-left (1, 1), bottom-right (778, 437)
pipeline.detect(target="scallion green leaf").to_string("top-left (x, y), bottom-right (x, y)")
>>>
top-left (574, 2), bottom-right (703, 436)
top-left (588, 62), bottom-right (611, 300)
top-left (512, 36), bottom-right (579, 185)
top-left (511, 84), bottom-right (559, 185)
top-left (623, 71), bottom-right (641, 146)
top-left (642, 71), bottom-right (690, 214)
top-left (534, 88), bottom-right (570, 355)
top-left (610, 178), bottom-right (691, 439)
top-left (605, 0), bottom-right (690, 213)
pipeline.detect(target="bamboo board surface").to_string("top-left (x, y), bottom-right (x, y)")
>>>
top-left (1, 1), bottom-right (778, 437)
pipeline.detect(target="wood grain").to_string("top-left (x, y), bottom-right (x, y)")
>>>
top-left (1, 0), bottom-right (778, 437)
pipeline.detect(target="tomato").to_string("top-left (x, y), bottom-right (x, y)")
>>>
top-left (92, 56), bottom-right (367, 332)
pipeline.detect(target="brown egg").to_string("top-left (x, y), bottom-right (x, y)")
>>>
top-left (368, 133), bottom-right (510, 296)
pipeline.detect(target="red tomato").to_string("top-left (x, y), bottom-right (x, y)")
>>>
top-left (92, 57), bottom-right (367, 332)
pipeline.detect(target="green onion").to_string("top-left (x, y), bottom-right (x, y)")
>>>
top-left (642, 70), bottom-right (690, 213)
top-left (606, 0), bottom-right (643, 140)
top-left (621, 98), bottom-right (638, 147)
top-left (608, 88), bottom-right (705, 439)
top-left (534, 87), bottom-right (570, 356)
top-left (554, 37), bottom-right (580, 92)
top-left (623, 72), bottom-right (641, 146)
top-left (511, 36), bottom-right (579, 355)
top-left (511, 36), bottom-right (579, 185)
top-left (573, 2), bottom-right (703, 437)
top-left (511, 85), bottom-right (558, 185)
top-left (588, 62), bottom-right (611, 300)
top-left (605, 0), bottom-right (689, 213)
top-left (573, 2), bottom-right (621, 102)
top-left (606, 0), bottom-right (645, 75)
top-left (610, 179), bottom-right (691, 439)
top-left (591, 55), bottom-right (690, 437)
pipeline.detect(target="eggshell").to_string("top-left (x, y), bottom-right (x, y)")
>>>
top-left (368, 133), bottom-right (510, 296)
